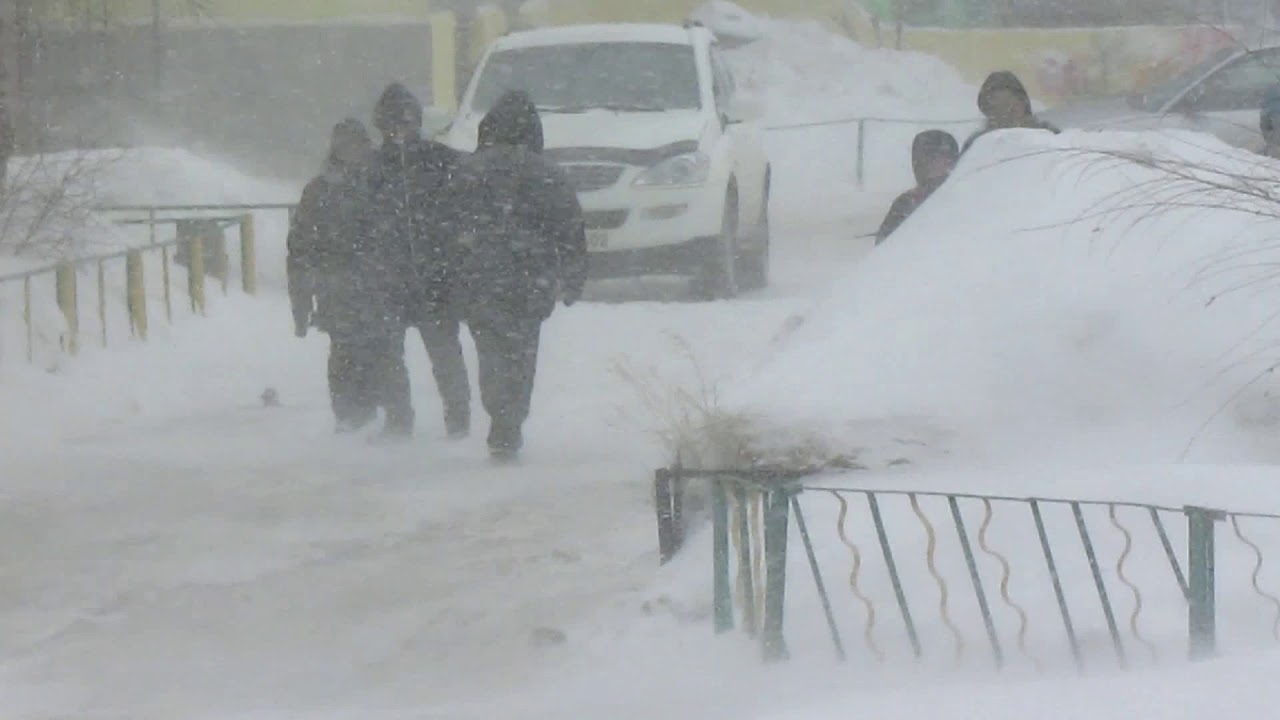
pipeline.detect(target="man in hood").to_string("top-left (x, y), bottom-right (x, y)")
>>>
top-left (962, 71), bottom-right (1059, 153)
top-left (875, 129), bottom-right (959, 244)
top-left (449, 90), bottom-right (587, 462)
top-left (369, 82), bottom-right (472, 440)
top-left (1259, 85), bottom-right (1280, 159)
top-left (288, 118), bottom-right (400, 433)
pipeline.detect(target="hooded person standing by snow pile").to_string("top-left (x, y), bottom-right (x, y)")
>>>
top-left (449, 90), bottom-right (587, 463)
top-left (962, 71), bottom-right (1059, 153)
top-left (875, 129), bottom-right (959, 244)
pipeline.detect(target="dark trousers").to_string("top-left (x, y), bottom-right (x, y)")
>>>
top-left (469, 315), bottom-right (542, 451)
top-left (413, 316), bottom-right (472, 435)
top-left (329, 331), bottom-right (413, 433)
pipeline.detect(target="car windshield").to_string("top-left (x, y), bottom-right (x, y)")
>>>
top-left (469, 42), bottom-right (702, 114)
top-left (1133, 47), bottom-right (1237, 111)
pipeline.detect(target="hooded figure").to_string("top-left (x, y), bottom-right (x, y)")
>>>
top-left (875, 130), bottom-right (959, 244)
top-left (450, 90), bottom-right (587, 462)
top-left (368, 82), bottom-right (472, 440)
top-left (1259, 85), bottom-right (1280, 159)
top-left (962, 71), bottom-right (1059, 153)
top-left (288, 118), bottom-right (403, 433)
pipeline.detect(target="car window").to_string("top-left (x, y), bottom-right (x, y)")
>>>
top-left (469, 42), bottom-right (702, 113)
top-left (1181, 50), bottom-right (1280, 112)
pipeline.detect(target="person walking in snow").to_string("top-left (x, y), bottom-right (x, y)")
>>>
top-left (962, 71), bottom-right (1060, 153)
top-left (1258, 86), bottom-right (1280, 159)
top-left (289, 118), bottom-right (407, 434)
top-left (875, 129), bottom-right (959, 244)
top-left (369, 82), bottom-right (472, 440)
top-left (449, 90), bottom-right (587, 463)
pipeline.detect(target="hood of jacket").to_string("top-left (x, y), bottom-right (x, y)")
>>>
top-left (477, 90), bottom-right (545, 153)
top-left (978, 71), bottom-right (1032, 119)
top-left (910, 129), bottom-right (959, 185)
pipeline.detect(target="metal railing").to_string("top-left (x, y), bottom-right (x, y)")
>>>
top-left (765, 115), bottom-right (985, 188)
top-left (0, 204), bottom-right (281, 364)
top-left (655, 466), bottom-right (1280, 670)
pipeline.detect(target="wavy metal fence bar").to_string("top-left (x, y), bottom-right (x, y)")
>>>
top-left (654, 467), bottom-right (1280, 670)
top-left (0, 203), bottom-right (292, 364)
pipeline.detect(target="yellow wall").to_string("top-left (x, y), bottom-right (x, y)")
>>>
top-left (898, 25), bottom-right (1238, 105)
top-left (40, 0), bottom-right (435, 23)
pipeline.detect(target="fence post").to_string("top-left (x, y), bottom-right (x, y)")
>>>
top-left (856, 118), bottom-right (867, 188)
top-left (761, 486), bottom-right (791, 663)
top-left (1187, 506), bottom-right (1221, 661)
top-left (429, 11), bottom-right (459, 110)
top-left (240, 213), bottom-right (257, 296)
top-left (712, 478), bottom-right (734, 634)
top-left (188, 235), bottom-right (205, 315)
top-left (23, 276), bottom-right (33, 363)
top-left (126, 249), bottom-right (147, 341)
top-left (655, 467), bottom-right (685, 565)
top-left (55, 262), bottom-right (79, 355)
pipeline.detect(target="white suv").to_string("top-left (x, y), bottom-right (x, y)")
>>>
top-left (438, 22), bottom-right (772, 299)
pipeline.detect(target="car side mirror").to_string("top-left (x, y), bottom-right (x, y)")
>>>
top-left (726, 95), bottom-right (765, 124)
top-left (422, 105), bottom-right (456, 138)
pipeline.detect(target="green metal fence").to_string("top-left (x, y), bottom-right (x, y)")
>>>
top-left (655, 467), bottom-right (1280, 670)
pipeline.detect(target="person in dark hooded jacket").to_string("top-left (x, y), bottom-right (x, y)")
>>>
top-left (449, 90), bottom-right (587, 462)
top-left (962, 71), bottom-right (1059, 153)
top-left (289, 118), bottom-right (407, 433)
top-left (875, 130), bottom-right (959, 244)
top-left (369, 82), bottom-right (472, 439)
top-left (1258, 85), bottom-right (1280, 159)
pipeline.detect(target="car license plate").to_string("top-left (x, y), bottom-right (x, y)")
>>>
top-left (587, 229), bottom-right (609, 251)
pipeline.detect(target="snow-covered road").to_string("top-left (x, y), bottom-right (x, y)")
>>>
top-left (0, 201), bottom-right (882, 716)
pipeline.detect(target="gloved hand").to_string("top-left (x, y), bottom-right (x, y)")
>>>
top-left (562, 285), bottom-right (583, 307)
top-left (294, 313), bottom-right (310, 338)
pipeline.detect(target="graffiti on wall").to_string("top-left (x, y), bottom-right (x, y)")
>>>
top-left (1036, 26), bottom-right (1238, 104)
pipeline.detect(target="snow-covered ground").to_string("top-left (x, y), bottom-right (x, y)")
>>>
top-left (8, 3), bottom-right (1280, 719)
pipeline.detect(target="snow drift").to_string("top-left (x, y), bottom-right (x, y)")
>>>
top-left (721, 128), bottom-right (1280, 467)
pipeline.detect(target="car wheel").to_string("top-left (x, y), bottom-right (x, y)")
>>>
top-left (738, 178), bottom-right (770, 291)
top-left (691, 189), bottom-right (739, 301)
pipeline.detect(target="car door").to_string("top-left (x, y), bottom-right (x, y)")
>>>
top-left (710, 46), bottom-right (766, 229)
top-left (1170, 48), bottom-right (1280, 149)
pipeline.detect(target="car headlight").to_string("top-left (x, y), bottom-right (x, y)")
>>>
top-left (633, 152), bottom-right (710, 188)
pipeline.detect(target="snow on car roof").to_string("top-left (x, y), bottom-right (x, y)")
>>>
top-left (493, 23), bottom-right (701, 51)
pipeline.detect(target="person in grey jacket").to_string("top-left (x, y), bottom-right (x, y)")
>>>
top-left (289, 118), bottom-right (409, 434)
top-left (449, 90), bottom-right (587, 462)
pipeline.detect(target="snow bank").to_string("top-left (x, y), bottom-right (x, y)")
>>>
top-left (724, 129), bottom-right (1280, 467)
top-left (704, 1), bottom-right (981, 219)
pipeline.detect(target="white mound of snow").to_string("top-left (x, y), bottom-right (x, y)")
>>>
top-left (725, 128), bottom-right (1280, 467)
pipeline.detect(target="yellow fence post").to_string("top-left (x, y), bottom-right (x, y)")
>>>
top-left (240, 213), bottom-right (257, 296)
top-left (126, 249), bottom-right (147, 341)
top-left (471, 6), bottom-right (507, 66)
top-left (188, 236), bottom-right (206, 315)
top-left (429, 11), bottom-right (459, 110)
top-left (23, 275), bottom-right (32, 363)
top-left (55, 262), bottom-right (79, 355)
top-left (161, 245), bottom-right (173, 323)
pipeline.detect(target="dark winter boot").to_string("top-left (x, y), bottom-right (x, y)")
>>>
top-left (488, 421), bottom-right (523, 463)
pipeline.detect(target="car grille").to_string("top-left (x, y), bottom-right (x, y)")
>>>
top-left (583, 210), bottom-right (629, 230)
top-left (562, 163), bottom-right (625, 193)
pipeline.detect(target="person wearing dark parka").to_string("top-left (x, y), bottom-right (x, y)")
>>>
top-left (962, 71), bottom-right (1060, 153)
top-left (289, 118), bottom-right (409, 434)
top-left (370, 82), bottom-right (473, 440)
top-left (450, 90), bottom-right (587, 462)
top-left (1258, 86), bottom-right (1280, 159)
top-left (875, 129), bottom-right (959, 244)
